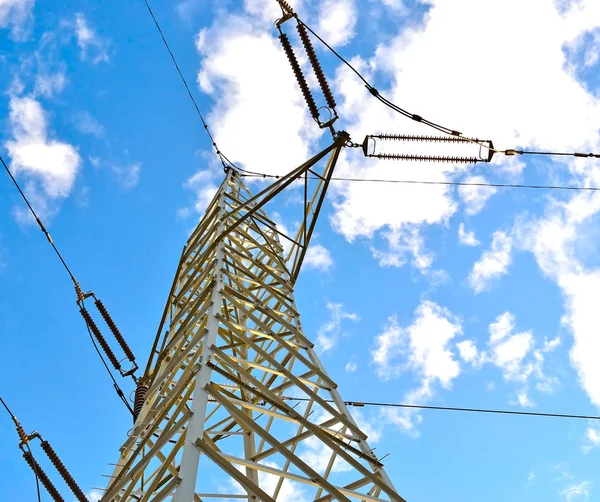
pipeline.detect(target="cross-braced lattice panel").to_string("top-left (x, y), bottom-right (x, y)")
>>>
top-left (102, 172), bottom-right (403, 502)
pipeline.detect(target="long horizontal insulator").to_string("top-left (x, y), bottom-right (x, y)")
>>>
top-left (279, 32), bottom-right (319, 120)
top-left (296, 22), bottom-right (336, 110)
top-left (40, 441), bottom-right (88, 502)
top-left (22, 451), bottom-right (65, 502)
top-left (80, 307), bottom-right (121, 371)
top-left (370, 134), bottom-right (490, 144)
top-left (368, 152), bottom-right (481, 164)
top-left (95, 299), bottom-right (136, 363)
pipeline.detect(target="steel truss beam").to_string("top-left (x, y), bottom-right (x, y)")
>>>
top-left (100, 143), bottom-right (405, 501)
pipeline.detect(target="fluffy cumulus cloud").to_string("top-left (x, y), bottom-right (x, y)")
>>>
top-left (243, 0), bottom-right (303, 24)
top-left (456, 339), bottom-right (478, 363)
top-left (0, 0), bottom-right (34, 39)
top-left (513, 189), bottom-right (600, 407)
top-left (184, 169), bottom-right (220, 215)
top-left (195, 9), bottom-right (318, 176)
top-left (468, 231), bottom-right (513, 293)
top-left (371, 301), bottom-right (462, 432)
top-left (317, 0), bottom-right (358, 47)
top-left (73, 12), bottom-right (110, 64)
top-left (458, 222), bottom-right (479, 246)
top-left (303, 244), bottom-right (333, 271)
top-left (345, 358), bottom-right (357, 372)
top-left (316, 302), bottom-right (359, 352)
top-left (87, 490), bottom-right (102, 502)
top-left (583, 425), bottom-right (600, 453)
top-left (5, 96), bottom-right (81, 209)
top-left (457, 312), bottom-right (560, 406)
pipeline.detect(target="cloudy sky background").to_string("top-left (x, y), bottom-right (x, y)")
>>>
top-left (1, 0), bottom-right (600, 500)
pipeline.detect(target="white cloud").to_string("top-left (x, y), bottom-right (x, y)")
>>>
top-left (468, 231), bottom-right (513, 293)
top-left (379, 0), bottom-right (404, 10)
top-left (74, 111), bottom-right (104, 138)
top-left (561, 481), bottom-right (591, 502)
top-left (111, 162), bottom-right (141, 190)
top-left (458, 175), bottom-right (497, 215)
top-left (345, 359), bottom-right (357, 372)
top-left (317, 0), bottom-right (357, 47)
top-left (456, 339), bottom-right (478, 363)
top-left (175, 0), bottom-right (201, 21)
top-left (584, 426), bottom-right (600, 453)
top-left (489, 312), bottom-right (516, 344)
top-left (328, 0), bottom-right (600, 272)
top-left (515, 190), bottom-right (600, 407)
top-left (372, 301), bottom-right (462, 384)
top-left (0, 0), bottom-right (34, 40)
top-left (184, 169), bottom-right (220, 214)
top-left (316, 302), bottom-right (359, 352)
top-left (34, 67), bottom-right (67, 98)
top-left (457, 312), bottom-right (559, 406)
top-left (196, 14), bottom-right (317, 176)
top-left (487, 312), bottom-right (559, 405)
top-left (299, 408), bottom-right (381, 476)
top-left (458, 222), bottom-right (480, 246)
top-left (243, 0), bottom-right (304, 24)
top-left (492, 330), bottom-right (534, 381)
top-left (88, 490), bottom-right (102, 502)
top-left (369, 226), bottom-right (434, 270)
top-left (5, 96), bottom-right (81, 206)
top-left (372, 301), bottom-right (462, 433)
top-left (303, 244), bottom-right (333, 271)
top-left (224, 460), bottom-right (308, 501)
top-left (74, 13), bottom-right (110, 64)
top-left (516, 390), bottom-right (535, 408)
top-left (89, 157), bottom-right (141, 190)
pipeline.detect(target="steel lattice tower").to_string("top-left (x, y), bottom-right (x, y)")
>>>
top-left (101, 139), bottom-right (405, 501)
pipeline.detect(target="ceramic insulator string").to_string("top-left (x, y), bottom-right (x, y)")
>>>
top-left (40, 441), bottom-right (88, 502)
top-left (279, 32), bottom-right (319, 120)
top-left (95, 299), bottom-right (136, 363)
top-left (23, 451), bottom-right (65, 502)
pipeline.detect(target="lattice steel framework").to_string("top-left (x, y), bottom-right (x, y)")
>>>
top-left (101, 139), bottom-right (405, 501)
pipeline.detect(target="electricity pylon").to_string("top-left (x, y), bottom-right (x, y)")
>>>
top-left (101, 136), bottom-right (405, 501)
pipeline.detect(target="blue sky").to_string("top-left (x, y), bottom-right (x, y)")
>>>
top-left (1, 0), bottom-right (600, 500)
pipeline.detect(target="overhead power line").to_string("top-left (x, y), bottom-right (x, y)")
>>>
top-left (1, 154), bottom-right (134, 414)
top-left (0, 397), bottom-right (42, 502)
top-left (1, 155), bottom-right (77, 285)
top-left (142, 0), bottom-right (241, 171)
top-left (284, 397), bottom-right (600, 421)
top-left (293, 14), bottom-right (600, 161)
top-left (240, 172), bottom-right (600, 192)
